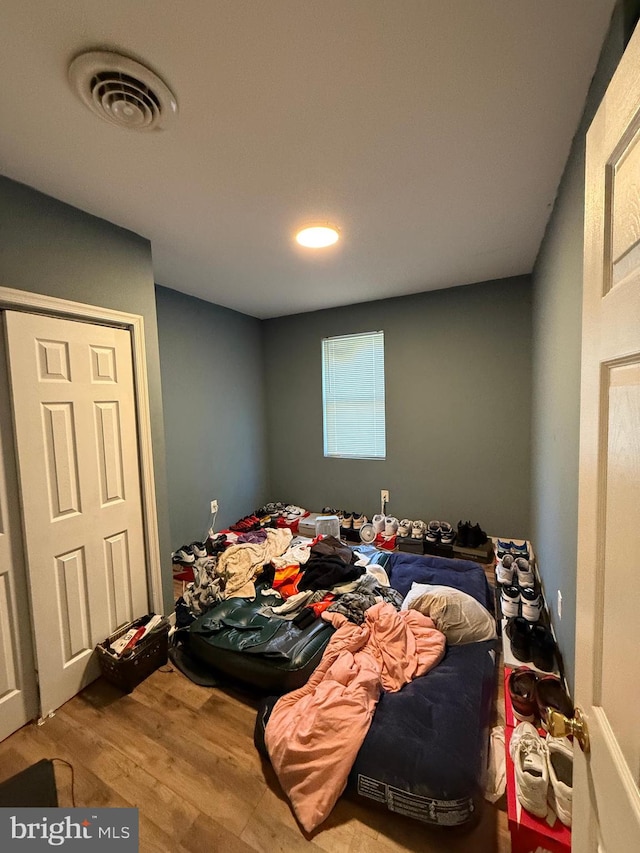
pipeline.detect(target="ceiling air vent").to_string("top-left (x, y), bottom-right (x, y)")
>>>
top-left (69, 50), bottom-right (178, 131)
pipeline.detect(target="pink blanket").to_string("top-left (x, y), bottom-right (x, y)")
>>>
top-left (264, 602), bottom-right (446, 832)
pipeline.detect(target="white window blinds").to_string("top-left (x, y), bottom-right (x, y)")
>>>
top-left (322, 331), bottom-right (386, 459)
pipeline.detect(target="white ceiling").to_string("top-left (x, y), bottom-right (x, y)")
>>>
top-left (0, 1), bottom-right (616, 319)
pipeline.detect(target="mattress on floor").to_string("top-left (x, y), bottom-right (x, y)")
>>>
top-left (254, 552), bottom-right (497, 828)
top-left (187, 582), bottom-right (335, 693)
top-left (348, 553), bottom-right (497, 826)
top-left (348, 637), bottom-right (496, 826)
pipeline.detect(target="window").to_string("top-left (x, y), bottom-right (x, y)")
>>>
top-left (322, 331), bottom-right (386, 459)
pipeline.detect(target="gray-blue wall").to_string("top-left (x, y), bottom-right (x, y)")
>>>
top-left (263, 276), bottom-right (532, 537)
top-left (531, 1), bottom-right (635, 690)
top-left (0, 176), bottom-right (173, 608)
top-left (155, 286), bottom-right (268, 546)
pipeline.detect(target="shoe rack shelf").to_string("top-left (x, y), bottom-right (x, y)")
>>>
top-left (497, 537), bottom-right (571, 853)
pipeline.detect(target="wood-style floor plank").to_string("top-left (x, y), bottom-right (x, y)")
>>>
top-left (0, 665), bottom-right (509, 851)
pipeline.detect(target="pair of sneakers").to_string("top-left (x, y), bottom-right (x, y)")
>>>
top-left (457, 520), bottom-right (488, 548)
top-left (396, 518), bottom-right (424, 538)
top-left (497, 554), bottom-right (535, 587)
top-left (172, 541), bottom-right (207, 565)
top-left (426, 520), bottom-right (455, 544)
top-left (501, 584), bottom-right (543, 622)
top-left (372, 515), bottom-right (399, 537)
top-left (506, 616), bottom-right (557, 671)
top-left (341, 512), bottom-right (367, 530)
top-left (497, 538), bottom-right (530, 560)
top-left (510, 721), bottom-right (573, 826)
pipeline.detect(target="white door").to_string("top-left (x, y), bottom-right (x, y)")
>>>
top-left (0, 318), bottom-right (39, 741)
top-left (576, 19), bottom-right (640, 853)
top-left (4, 311), bottom-right (149, 717)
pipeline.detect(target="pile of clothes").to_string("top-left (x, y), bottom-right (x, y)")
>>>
top-left (175, 531), bottom-right (403, 631)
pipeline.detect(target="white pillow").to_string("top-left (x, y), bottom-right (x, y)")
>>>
top-left (401, 582), bottom-right (496, 645)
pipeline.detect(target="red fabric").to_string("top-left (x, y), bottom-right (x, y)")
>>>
top-left (307, 594), bottom-right (335, 617)
top-left (272, 564), bottom-right (305, 599)
top-left (374, 532), bottom-right (397, 550)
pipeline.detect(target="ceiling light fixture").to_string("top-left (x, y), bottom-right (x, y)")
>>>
top-left (295, 225), bottom-right (340, 248)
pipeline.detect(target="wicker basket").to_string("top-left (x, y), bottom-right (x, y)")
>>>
top-left (96, 617), bottom-right (169, 692)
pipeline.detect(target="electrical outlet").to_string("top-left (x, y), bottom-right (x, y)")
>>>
top-left (380, 489), bottom-right (389, 508)
top-left (210, 499), bottom-right (218, 514)
top-left (557, 590), bottom-right (562, 620)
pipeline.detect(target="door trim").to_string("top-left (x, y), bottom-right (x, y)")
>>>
top-left (0, 286), bottom-right (163, 614)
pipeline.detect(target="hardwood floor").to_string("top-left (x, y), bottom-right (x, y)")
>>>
top-left (0, 656), bottom-right (510, 852)
top-left (0, 667), bottom-right (510, 852)
top-left (0, 566), bottom-right (510, 852)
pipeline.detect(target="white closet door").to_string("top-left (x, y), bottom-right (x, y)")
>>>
top-left (4, 311), bottom-right (149, 716)
top-left (0, 316), bottom-right (38, 741)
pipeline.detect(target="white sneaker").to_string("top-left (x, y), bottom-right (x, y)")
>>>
top-left (384, 516), bottom-right (399, 536)
top-left (496, 554), bottom-right (515, 585)
top-left (521, 587), bottom-right (542, 622)
top-left (440, 521), bottom-right (455, 544)
top-left (352, 513), bottom-right (367, 530)
top-left (509, 722), bottom-right (549, 818)
top-left (397, 519), bottom-right (413, 537)
top-left (372, 514), bottom-right (385, 534)
top-left (411, 519), bottom-right (426, 539)
top-left (500, 585), bottom-right (520, 618)
top-left (426, 520), bottom-right (441, 542)
top-left (515, 557), bottom-right (535, 587)
top-left (546, 735), bottom-right (573, 827)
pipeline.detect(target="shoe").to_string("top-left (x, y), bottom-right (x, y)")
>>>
top-left (496, 538), bottom-right (513, 559)
top-left (467, 522), bottom-right (488, 548)
top-left (546, 735), bottom-right (573, 826)
top-left (511, 541), bottom-right (530, 559)
top-left (372, 514), bottom-right (385, 534)
top-left (509, 722), bottom-right (549, 818)
top-left (508, 667), bottom-right (538, 723)
top-left (535, 676), bottom-right (574, 727)
top-left (384, 516), bottom-right (399, 536)
top-left (341, 513), bottom-right (353, 530)
top-left (397, 519), bottom-right (413, 537)
top-left (190, 542), bottom-right (207, 559)
top-left (500, 585), bottom-right (521, 619)
top-left (520, 587), bottom-right (542, 622)
top-left (515, 557), bottom-right (535, 587)
top-left (352, 513), bottom-right (367, 530)
top-left (457, 520), bottom-right (471, 547)
top-left (530, 624), bottom-right (556, 672)
top-left (426, 520), bottom-right (441, 543)
top-left (172, 545), bottom-right (195, 564)
top-left (496, 554), bottom-right (515, 585)
top-left (506, 616), bottom-right (531, 662)
top-left (411, 519), bottom-right (426, 539)
top-left (440, 521), bottom-right (455, 544)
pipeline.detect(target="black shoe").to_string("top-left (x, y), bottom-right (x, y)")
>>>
top-left (530, 625), bottom-right (556, 672)
top-left (457, 520), bottom-right (471, 547)
top-left (506, 616), bottom-right (531, 662)
top-left (467, 522), bottom-right (488, 548)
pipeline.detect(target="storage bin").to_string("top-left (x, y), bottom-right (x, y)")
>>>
top-left (96, 616), bottom-right (169, 692)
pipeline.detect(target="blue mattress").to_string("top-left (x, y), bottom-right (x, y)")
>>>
top-left (347, 552), bottom-right (497, 826)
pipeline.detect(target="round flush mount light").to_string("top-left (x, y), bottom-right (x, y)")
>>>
top-left (295, 224), bottom-right (340, 248)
